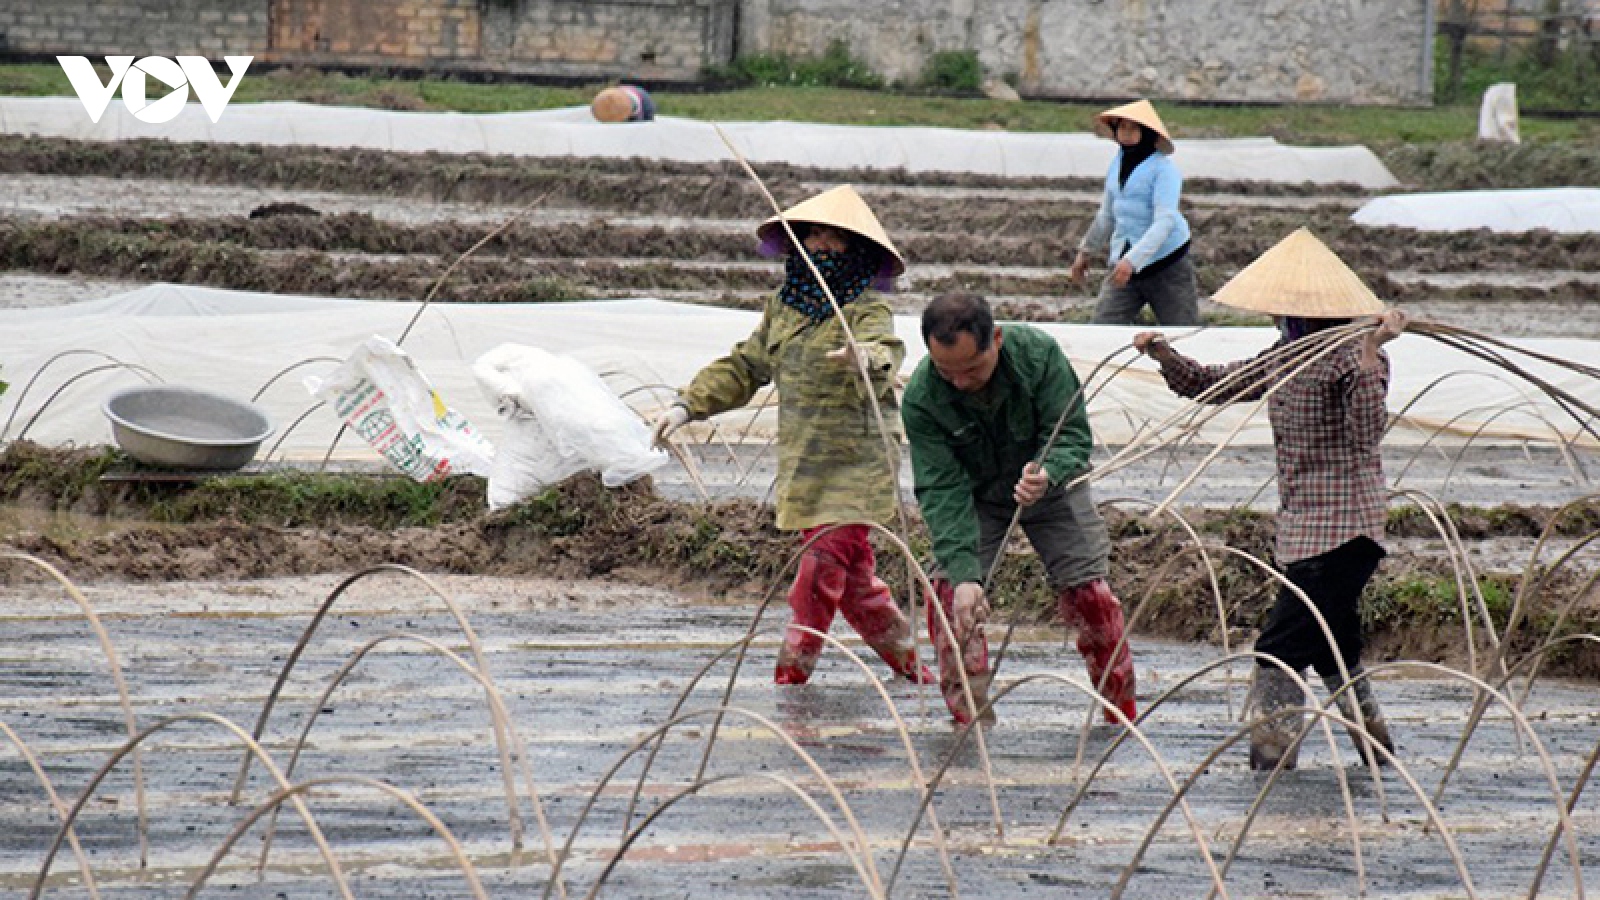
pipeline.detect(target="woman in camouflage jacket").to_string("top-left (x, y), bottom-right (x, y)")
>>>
top-left (653, 186), bottom-right (933, 686)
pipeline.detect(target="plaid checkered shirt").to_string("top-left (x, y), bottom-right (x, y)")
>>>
top-left (1156, 337), bottom-right (1390, 564)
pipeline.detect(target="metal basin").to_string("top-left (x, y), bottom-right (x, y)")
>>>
top-left (103, 386), bottom-right (275, 470)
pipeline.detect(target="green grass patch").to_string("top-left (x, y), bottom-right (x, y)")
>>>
top-left (149, 472), bottom-right (478, 528)
top-left (1363, 571), bottom-right (1516, 630)
top-left (706, 40), bottom-right (885, 91)
top-left (920, 51), bottom-right (984, 93)
top-left (5, 62), bottom-right (1595, 147)
top-left (0, 443), bottom-right (122, 509)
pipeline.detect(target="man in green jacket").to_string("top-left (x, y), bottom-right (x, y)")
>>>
top-left (902, 293), bottom-right (1137, 725)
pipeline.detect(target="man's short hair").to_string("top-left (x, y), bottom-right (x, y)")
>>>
top-left (922, 292), bottom-right (995, 352)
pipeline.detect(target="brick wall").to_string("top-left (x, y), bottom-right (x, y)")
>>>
top-left (0, 0), bottom-right (736, 82)
top-left (481, 0), bottom-right (736, 80)
top-left (0, 0), bottom-right (267, 57)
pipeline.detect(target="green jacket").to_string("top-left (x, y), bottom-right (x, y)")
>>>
top-left (681, 294), bottom-right (904, 531)
top-left (901, 324), bottom-right (1094, 584)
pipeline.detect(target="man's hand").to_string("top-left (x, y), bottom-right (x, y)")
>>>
top-left (650, 404), bottom-right (690, 448)
top-left (1013, 461), bottom-right (1050, 507)
top-left (1111, 258), bottom-right (1135, 288)
top-left (953, 582), bottom-right (989, 638)
top-left (1069, 251), bottom-right (1091, 286)
top-left (825, 344), bottom-right (860, 368)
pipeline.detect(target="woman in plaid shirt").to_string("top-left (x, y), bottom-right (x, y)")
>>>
top-left (1132, 228), bottom-right (1408, 771)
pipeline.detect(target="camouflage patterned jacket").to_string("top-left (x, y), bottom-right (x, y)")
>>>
top-left (680, 294), bottom-right (905, 531)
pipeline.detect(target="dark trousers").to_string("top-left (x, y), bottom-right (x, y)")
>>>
top-left (1090, 253), bottom-right (1201, 325)
top-left (1254, 537), bottom-right (1385, 677)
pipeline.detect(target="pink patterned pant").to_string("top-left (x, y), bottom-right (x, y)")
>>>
top-left (927, 577), bottom-right (1137, 724)
top-left (774, 525), bottom-right (932, 685)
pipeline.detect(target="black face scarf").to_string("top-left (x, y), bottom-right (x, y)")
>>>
top-left (1117, 123), bottom-right (1162, 187)
top-left (777, 241), bottom-right (881, 322)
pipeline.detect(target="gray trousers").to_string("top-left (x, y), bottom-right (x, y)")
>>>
top-left (1091, 253), bottom-right (1201, 325)
top-left (934, 479), bottom-right (1111, 590)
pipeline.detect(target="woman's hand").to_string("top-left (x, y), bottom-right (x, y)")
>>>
top-left (1111, 259), bottom-right (1134, 287)
top-left (1359, 309), bottom-right (1410, 372)
top-left (1371, 309), bottom-right (1410, 345)
top-left (825, 345), bottom-right (859, 367)
top-left (1069, 251), bottom-right (1091, 286)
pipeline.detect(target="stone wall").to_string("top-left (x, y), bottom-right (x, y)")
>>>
top-left (740, 0), bottom-right (1435, 105)
top-left (0, 0), bottom-right (737, 82)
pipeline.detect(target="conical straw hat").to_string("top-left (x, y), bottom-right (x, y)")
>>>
top-left (757, 185), bottom-right (906, 277)
top-left (1210, 227), bottom-right (1386, 318)
top-left (1093, 99), bottom-right (1175, 154)
top-left (591, 86), bottom-right (639, 122)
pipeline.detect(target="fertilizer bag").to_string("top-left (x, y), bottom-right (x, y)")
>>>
top-left (472, 343), bottom-right (666, 509)
top-left (306, 335), bottom-right (495, 480)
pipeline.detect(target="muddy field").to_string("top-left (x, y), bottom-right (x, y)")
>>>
top-left (2, 129), bottom-right (1599, 898)
top-left (1, 136), bottom-right (1599, 332)
top-left (4, 571), bottom-right (1600, 900)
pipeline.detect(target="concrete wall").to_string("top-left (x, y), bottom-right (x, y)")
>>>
top-left (0, 0), bottom-right (737, 82)
top-left (479, 0), bottom-right (737, 80)
top-left (0, 0), bottom-right (1431, 104)
top-left (271, 0), bottom-right (482, 62)
top-left (741, 0), bottom-right (1435, 105)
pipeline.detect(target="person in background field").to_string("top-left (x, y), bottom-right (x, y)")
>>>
top-left (900, 292), bottom-right (1137, 726)
top-left (651, 185), bottom-right (934, 687)
top-left (1132, 227), bottom-right (1407, 770)
top-left (1070, 99), bottom-right (1201, 326)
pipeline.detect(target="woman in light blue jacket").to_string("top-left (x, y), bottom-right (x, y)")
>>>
top-left (1070, 99), bottom-right (1200, 325)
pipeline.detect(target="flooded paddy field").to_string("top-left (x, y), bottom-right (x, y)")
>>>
top-left (3, 572), bottom-right (1598, 899)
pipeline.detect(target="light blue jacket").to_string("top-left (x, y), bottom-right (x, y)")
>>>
top-left (1079, 151), bottom-right (1191, 272)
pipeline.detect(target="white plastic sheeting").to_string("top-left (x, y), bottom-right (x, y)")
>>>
top-left (0, 97), bottom-right (1400, 188)
top-left (2, 285), bottom-right (1594, 465)
top-left (1352, 188), bottom-right (1600, 234)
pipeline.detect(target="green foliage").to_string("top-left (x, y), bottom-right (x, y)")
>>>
top-left (921, 51), bottom-right (984, 93)
top-left (1435, 34), bottom-right (1600, 110)
top-left (706, 41), bottom-right (884, 90)
top-left (1362, 572), bottom-right (1515, 630)
top-left (706, 54), bottom-right (792, 88)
